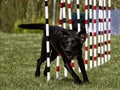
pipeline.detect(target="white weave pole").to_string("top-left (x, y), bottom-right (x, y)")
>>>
top-left (108, 0), bottom-right (111, 60)
top-left (62, 0), bottom-right (68, 77)
top-left (89, 0), bottom-right (93, 69)
top-left (56, 0), bottom-right (64, 79)
top-left (76, 0), bottom-right (81, 72)
top-left (84, 0), bottom-right (89, 70)
top-left (45, 0), bottom-right (50, 81)
top-left (52, 0), bottom-right (56, 25)
top-left (67, 0), bottom-right (75, 70)
top-left (98, 0), bottom-right (101, 66)
top-left (76, 0), bottom-right (81, 32)
top-left (103, 0), bottom-right (108, 63)
top-left (100, 0), bottom-right (104, 65)
top-left (93, 0), bottom-right (97, 67)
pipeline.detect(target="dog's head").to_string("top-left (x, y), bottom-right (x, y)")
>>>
top-left (61, 28), bottom-right (86, 60)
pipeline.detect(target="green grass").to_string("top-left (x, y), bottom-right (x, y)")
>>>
top-left (0, 33), bottom-right (120, 90)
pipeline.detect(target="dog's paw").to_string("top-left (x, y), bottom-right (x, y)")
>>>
top-left (83, 78), bottom-right (89, 83)
top-left (83, 80), bottom-right (89, 83)
top-left (35, 71), bottom-right (40, 77)
top-left (74, 80), bottom-right (83, 84)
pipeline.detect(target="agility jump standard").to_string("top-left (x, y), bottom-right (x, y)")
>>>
top-left (45, 0), bottom-right (111, 81)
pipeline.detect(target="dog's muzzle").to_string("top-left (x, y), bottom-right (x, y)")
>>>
top-left (65, 49), bottom-right (74, 60)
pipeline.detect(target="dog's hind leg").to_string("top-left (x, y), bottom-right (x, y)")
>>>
top-left (35, 36), bottom-right (47, 77)
top-left (44, 49), bottom-right (57, 76)
top-left (77, 56), bottom-right (89, 83)
top-left (35, 56), bottom-right (46, 77)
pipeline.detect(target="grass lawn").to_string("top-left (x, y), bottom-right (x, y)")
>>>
top-left (0, 33), bottom-right (120, 90)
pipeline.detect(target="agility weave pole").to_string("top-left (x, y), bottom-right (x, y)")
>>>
top-left (108, 0), bottom-right (111, 60)
top-left (103, 0), bottom-right (107, 63)
top-left (56, 0), bottom-right (63, 79)
top-left (45, 0), bottom-right (50, 81)
top-left (76, 0), bottom-right (81, 72)
top-left (93, 0), bottom-right (97, 67)
top-left (67, 0), bottom-right (75, 71)
top-left (89, 0), bottom-right (93, 69)
top-left (84, 0), bottom-right (89, 70)
top-left (44, 0), bottom-right (111, 80)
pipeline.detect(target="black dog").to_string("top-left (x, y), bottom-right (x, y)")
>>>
top-left (18, 23), bottom-right (89, 84)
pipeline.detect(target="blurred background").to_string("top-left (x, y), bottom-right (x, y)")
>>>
top-left (0, 0), bottom-right (119, 34)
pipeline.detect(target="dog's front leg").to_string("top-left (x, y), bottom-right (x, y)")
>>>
top-left (77, 56), bottom-right (89, 83)
top-left (64, 60), bottom-right (82, 84)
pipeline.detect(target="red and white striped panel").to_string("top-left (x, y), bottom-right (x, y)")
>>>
top-left (84, 0), bottom-right (89, 70)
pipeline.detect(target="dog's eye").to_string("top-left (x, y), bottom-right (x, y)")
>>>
top-left (62, 35), bottom-right (66, 39)
top-left (65, 41), bottom-right (69, 44)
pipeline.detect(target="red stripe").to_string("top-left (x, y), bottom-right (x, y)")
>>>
top-left (101, 54), bottom-right (104, 57)
top-left (85, 47), bottom-right (88, 51)
top-left (85, 20), bottom-right (88, 24)
top-left (94, 57), bottom-right (97, 61)
top-left (57, 54), bottom-right (61, 56)
top-left (59, 20), bottom-right (62, 25)
top-left (101, 31), bottom-right (104, 35)
top-left (71, 62), bottom-right (75, 67)
top-left (94, 32), bottom-right (97, 36)
top-left (85, 5), bottom-right (89, 9)
top-left (100, 19), bottom-right (103, 22)
top-left (56, 66), bottom-right (60, 71)
top-left (94, 45), bottom-right (97, 48)
top-left (86, 34), bottom-right (88, 38)
top-left (108, 18), bottom-right (111, 22)
top-left (69, 19), bottom-right (72, 24)
top-left (99, 6), bottom-right (103, 10)
top-left (84, 60), bottom-right (88, 64)
top-left (68, 4), bottom-right (71, 8)
top-left (94, 19), bottom-right (97, 23)
top-left (101, 42), bottom-right (104, 46)
top-left (108, 51), bottom-right (111, 54)
top-left (60, 3), bottom-right (63, 8)
top-left (93, 6), bottom-right (96, 10)
top-left (108, 7), bottom-right (111, 10)
top-left (108, 40), bottom-right (111, 44)
top-left (108, 30), bottom-right (111, 33)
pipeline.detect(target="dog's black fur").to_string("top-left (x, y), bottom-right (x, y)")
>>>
top-left (18, 23), bottom-right (89, 84)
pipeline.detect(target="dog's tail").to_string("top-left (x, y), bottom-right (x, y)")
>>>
top-left (18, 24), bottom-right (45, 30)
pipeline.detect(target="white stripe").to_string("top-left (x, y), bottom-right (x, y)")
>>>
top-left (47, 72), bottom-right (50, 81)
top-left (94, 61), bottom-right (97, 67)
top-left (46, 24), bottom-right (49, 36)
top-left (47, 57), bottom-right (50, 81)
top-left (56, 56), bottom-right (60, 66)
top-left (85, 64), bottom-right (88, 70)
top-left (45, 7), bottom-right (49, 19)
top-left (64, 67), bottom-right (67, 77)
top-left (90, 60), bottom-right (92, 69)
top-left (56, 72), bottom-right (59, 79)
top-left (46, 41), bottom-right (50, 53)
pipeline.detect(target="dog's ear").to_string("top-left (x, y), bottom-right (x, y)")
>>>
top-left (77, 28), bottom-right (86, 43)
